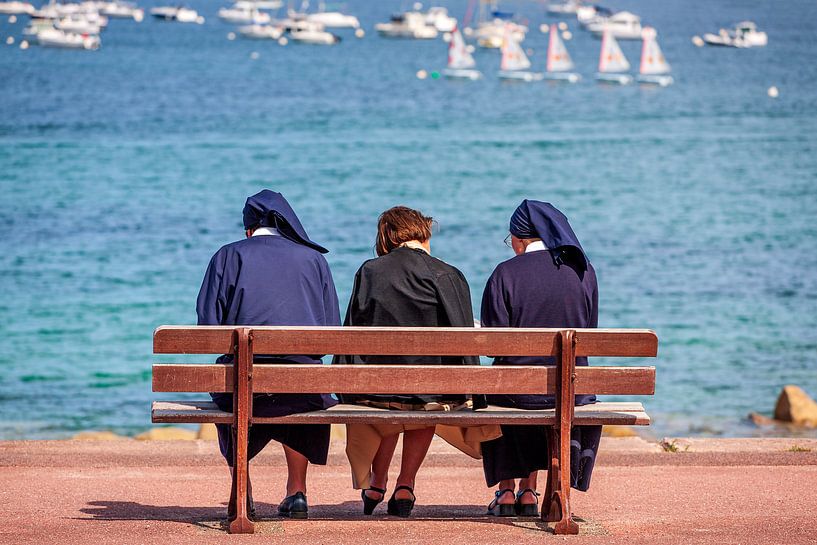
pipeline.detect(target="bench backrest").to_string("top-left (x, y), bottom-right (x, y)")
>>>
top-left (153, 326), bottom-right (657, 396)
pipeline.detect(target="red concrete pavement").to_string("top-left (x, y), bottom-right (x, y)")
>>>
top-left (1, 437), bottom-right (816, 545)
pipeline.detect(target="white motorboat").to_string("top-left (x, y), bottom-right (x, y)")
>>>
top-left (424, 6), bottom-right (456, 32)
top-left (36, 27), bottom-right (100, 49)
top-left (703, 21), bottom-right (767, 48)
top-left (547, 0), bottom-right (581, 16)
top-left (498, 24), bottom-right (543, 81)
top-left (544, 24), bottom-right (580, 82)
top-left (472, 18), bottom-right (526, 49)
top-left (375, 12), bottom-right (438, 39)
top-left (442, 24), bottom-right (481, 80)
top-left (577, 4), bottom-right (612, 27)
top-left (218, 2), bottom-right (270, 25)
top-left (150, 6), bottom-right (203, 24)
top-left (56, 15), bottom-right (103, 34)
top-left (587, 10), bottom-right (642, 40)
top-left (238, 23), bottom-right (283, 39)
top-left (0, 1), bottom-right (34, 14)
top-left (595, 29), bottom-right (632, 84)
top-left (289, 27), bottom-right (339, 44)
top-left (100, 2), bottom-right (144, 21)
top-left (307, 11), bottom-right (359, 29)
top-left (637, 27), bottom-right (673, 86)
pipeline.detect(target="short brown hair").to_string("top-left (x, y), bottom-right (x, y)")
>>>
top-left (375, 206), bottom-right (433, 257)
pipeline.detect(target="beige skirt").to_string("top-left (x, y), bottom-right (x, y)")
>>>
top-left (345, 399), bottom-right (503, 489)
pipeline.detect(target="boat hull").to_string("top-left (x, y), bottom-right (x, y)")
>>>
top-left (290, 30), bottom-right (340, 44)
top-left (544, 71), bottom-right (581, 83)
top-left (498, 70), bottom-right (545, 82)
top-left (637, 74), bottom-right (673, 86)
top-left (442, 68), bottom-right (482, 80)
top-left (595, 72), bottom-right (633, 85)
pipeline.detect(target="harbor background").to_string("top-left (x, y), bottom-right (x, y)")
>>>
top-left (0, 0), bottom-right (816, 440)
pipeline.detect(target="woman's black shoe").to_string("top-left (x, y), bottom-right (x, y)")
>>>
top-left (486, 488), bottom-right (515, 517)
top-left (514, 488), bottom-right (540, 517)
top-left (386, 485), bottom-right (415, 518)
top-left (278, 491), bottom-right (308, 519)
top-left (362, 486), bottom-right (386, 515)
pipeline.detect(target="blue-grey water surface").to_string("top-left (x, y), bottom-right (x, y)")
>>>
top-left (1, 0), bottom-right (816, 439)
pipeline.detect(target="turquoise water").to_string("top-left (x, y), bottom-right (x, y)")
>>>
top-left (1, 0), bottom-right (816, 439)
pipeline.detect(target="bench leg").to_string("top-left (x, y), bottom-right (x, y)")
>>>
top-left (228, 431), bottom-right (254, 533)
top-left (542, 427), bottom-right (579, 535)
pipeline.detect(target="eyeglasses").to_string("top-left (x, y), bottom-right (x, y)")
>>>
top-left (504, 234), bottom-right (512, 248)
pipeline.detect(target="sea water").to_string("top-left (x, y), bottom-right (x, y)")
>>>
top-left (1, 0), bottom-right (816, 439)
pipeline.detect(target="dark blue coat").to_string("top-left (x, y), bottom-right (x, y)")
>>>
top-left (196, 234), bottom-right (340, 465)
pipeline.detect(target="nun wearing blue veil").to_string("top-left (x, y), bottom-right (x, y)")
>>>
top-left (481, 200), bottom-right (602, 517)
top-left (196, 190), bottom-right (340, 520)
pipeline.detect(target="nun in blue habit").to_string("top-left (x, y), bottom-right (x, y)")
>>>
top-left (196, 189), bottom-right (340, 519)
top-left (481, 200), bottom-right (602, 517)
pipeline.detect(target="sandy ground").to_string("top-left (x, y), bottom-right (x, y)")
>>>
top-left (2, 437), bottom-right (816, 544)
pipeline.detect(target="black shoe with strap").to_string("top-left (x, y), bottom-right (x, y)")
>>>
top-left (386, 485), bottom-right (416, 518)
top-left (278, 491), bottom-right (308, 519)
top-left (362, 486), bottom-right (386, 515)
top-left (486, 488), bottom-right (516, 517)
top-left (514, 488), bottom-right (540, 517)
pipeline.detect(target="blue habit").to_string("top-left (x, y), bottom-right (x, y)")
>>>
top-left (197, 202), bottom-right (340, 466)
top-left (480, 201), bottom-right (601, 491)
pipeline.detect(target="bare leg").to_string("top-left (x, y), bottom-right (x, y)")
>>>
top-left (496, 479), bottom-right (516, 505)
top-left (394, 427), bottom-right (435, 499)
top-left (283, 445), bottom-right (308, 496)
top-left (366, 433), bottom-right (399, 500)
top-left (517, 471), bottom-right (539, 505)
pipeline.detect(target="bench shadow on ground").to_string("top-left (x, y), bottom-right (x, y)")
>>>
top-left (77, 500), bottom-right (604, 535)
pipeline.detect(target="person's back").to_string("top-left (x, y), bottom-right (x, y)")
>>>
top-left (347, 246), bottom-right (472, 367)
top-left (198, 234), bottom-right (337, 364)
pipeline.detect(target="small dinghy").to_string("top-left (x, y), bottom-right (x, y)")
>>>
top-left (36, 27), bottom-right (100, 49)
top-left (544, 24), bottom-right (580, 83)
top-left (498, 24), bottom-right (543, 81)
top-left (637, 27), bottom-right (673, 86)
top-left (595, 29), bottom-right (632, 84)
top-left (442, 25), bottom-right (482, 80)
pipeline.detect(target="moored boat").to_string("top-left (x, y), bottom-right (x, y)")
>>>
top-left (595, 29), bottom-right (632, 84)
top-left (702, 21), bottom-right (767, 48)
top-left (498, 24), bottom-right (543, 81)
top-left (36, 27), bottom-right (100, 49)
top-left (238, 23), bottom-right (283, 39)
top-left (587, 10), bottom-right (642, 40)
top-left (442, 24), bottom-right (481, 80)
top-left (0, 1), bottom-right (34, 14)
top-left (290, 27), bottom-right (340, 44)
top-left (544, 24), bottom-right (580, 82)
top-left (637, 27), bottom-right (673, 86)
top-left (375, 12), bottom-right (438, 39)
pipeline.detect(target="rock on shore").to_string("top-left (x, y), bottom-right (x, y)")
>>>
top-left (774, 386), bottom-right (817, 428)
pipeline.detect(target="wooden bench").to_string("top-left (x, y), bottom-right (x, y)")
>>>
top-left (152, 325), bottom-right (657, 535)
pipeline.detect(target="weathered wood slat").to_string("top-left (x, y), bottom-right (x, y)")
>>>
top-left (153, 326), bottom-right (658, 358)
top-left (151, 401), bottom-right (651, 426)
top-left (152, 364), bottom-right (656, 395)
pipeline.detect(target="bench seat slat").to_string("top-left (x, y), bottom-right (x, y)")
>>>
top-left (151, 401), bottom-right (651, 426)
top-left (152, 364), bottom-right (656, 396)
top-left (153, 326), bottom-right (658, 358)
